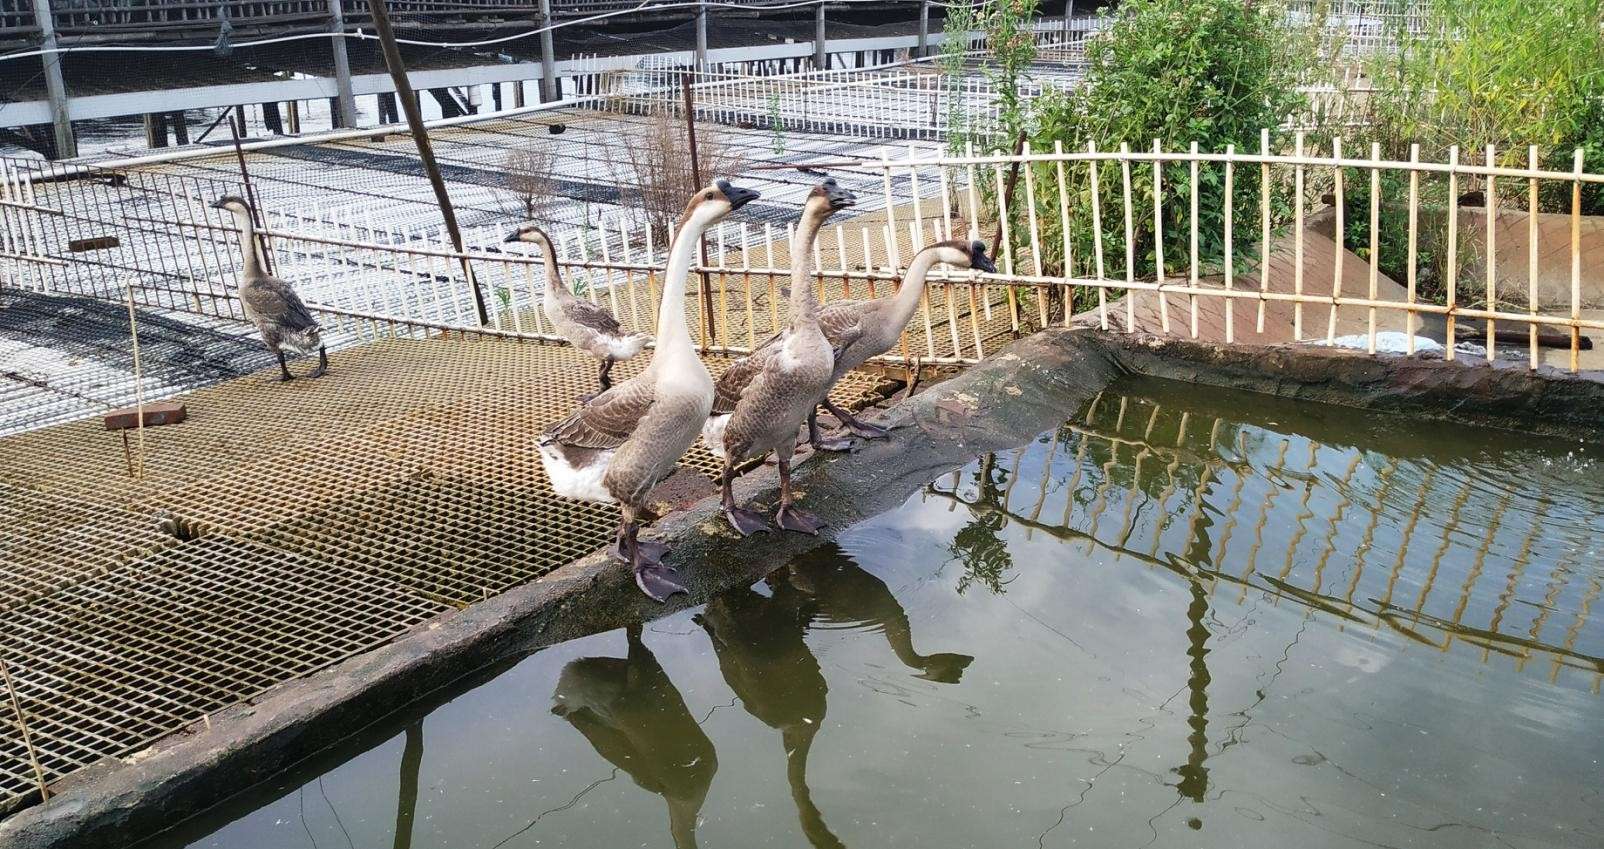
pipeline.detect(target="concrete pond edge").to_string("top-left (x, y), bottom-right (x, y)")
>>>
top-left (2, 328), bottom-right (1600, 849)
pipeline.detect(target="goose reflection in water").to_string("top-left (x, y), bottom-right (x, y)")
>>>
top-left (550, 623), bottom-right (717, 849)
top-left (697, 545), bottom-right (975, 848)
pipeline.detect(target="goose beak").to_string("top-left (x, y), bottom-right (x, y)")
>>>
top-left (720, 181), bottom-right (760, 211)
top-left (503, 230), bottom-right (521, 243)
top-left (209, 199), bottom-right (226, 210)
top-left (826, 184), bottom-right (857, 210)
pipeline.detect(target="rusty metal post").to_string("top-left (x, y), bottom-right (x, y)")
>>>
top-left (370, 0), bottom-right (489, 325)
top-left (228, 114), bottom-right (275, 277)
top-left (681, 72), bottom-right (718, 347)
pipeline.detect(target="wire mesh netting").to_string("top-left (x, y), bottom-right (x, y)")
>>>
top-left (0, 334), bottom-right (892, 812)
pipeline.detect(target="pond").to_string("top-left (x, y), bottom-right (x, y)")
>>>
top-left (146, 377), bottom-right (1604, 849)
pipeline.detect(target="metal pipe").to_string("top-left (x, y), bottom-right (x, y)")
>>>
top-left (695, 0), bottom-right (709, 69)
top-left (328, 0), bottom-right (358, 128)
top-left (917, 0), bottom-right (930, 58)
top-left (29, 0), bottom-right (76, 159)
top-left (814, 1), bottom-right (827, 70)
top-left (537, 0), bottom-right (558, 102)
top-left (368, 0), bottom-right (489, 325)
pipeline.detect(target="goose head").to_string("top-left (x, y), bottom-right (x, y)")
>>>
top-left (502, 223), bottom-right (554, 252)
top-left (927, 239), bottom-right (997, 274)
top-left (676, 180), bottom-right (761, 233)
top-left (210, 194), bottom-right (254, 227)
top-left (806, 178), bottom-right (857, 219)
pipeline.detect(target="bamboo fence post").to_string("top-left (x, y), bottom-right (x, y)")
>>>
top-left (743, 223), bottom-right (756, 349)
top-left (1293, 130), bottom-right (1305, 342)
top-left (0, 658), bottom-right (49, 802)
top-left (1257, 128), bottom-right (1271, 334)
top-left (1446, 145), bottom-right (1459, 358)
top-left (1327, 137), bottom-right (1345, 343)
top-left (1406, 143), bottom-right (1420, 354)
top-left (1054, 141), bottom-right (1074, 326)
top-left (1368, 142), bottom-right (1380, 354)
top-left (1121, 141), bottom-right (1136, 332)
top-left (1572, 148), bottom-right (1584, 373)
top-left (1527, 146), bottom-right (1540, 370)
top-left (1152, 138), bottom-right (1169, 334)
top-left (125, 282), bottom-right (147, 480)
top-left (1088, 141), bottom-right (1108, 330)
top-left (1484, 143), bottom-right (1497, 362)
top-left (1188, 140), bottom-right (1200, 338)
top-left (1021, 143), bottom-right (1047, 328)
top-left (992, 161), bottom-right (1019, 332)
top-left (1223, 143), bottom-right (1235, 344)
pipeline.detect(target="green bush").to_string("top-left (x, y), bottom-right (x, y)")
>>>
top-left (1347, 0), bottom-right (1604, 304)
top-left (1026, 0), bottom-right (1317, 310)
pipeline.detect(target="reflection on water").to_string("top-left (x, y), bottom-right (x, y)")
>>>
top-left (157, 377), bottom-right (1604, 849)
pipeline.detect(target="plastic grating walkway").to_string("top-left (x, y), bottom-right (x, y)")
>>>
top-left (0, 335), bottom-right (892, 812)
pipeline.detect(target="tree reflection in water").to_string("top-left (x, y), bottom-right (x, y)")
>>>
top-left (947, 453), bottom-right (1016, 596)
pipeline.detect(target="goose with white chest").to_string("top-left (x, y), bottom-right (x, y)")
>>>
top-left (538, 179), bottom-right (760, 602)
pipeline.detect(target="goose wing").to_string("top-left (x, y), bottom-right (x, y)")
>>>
top-left (545, 377), bottom-right (655, 448)
top-left (243, 277), bottom-right (319, 331)
top-left (710, 348), bottom-right (768, 415)
top-left (561, 297), bottom-right (625, 336)
top-left (818, 301), bottom-right (869, 360)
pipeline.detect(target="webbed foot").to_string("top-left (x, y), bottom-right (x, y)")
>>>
top-left (846, 419), bottom-right (889, 439)
top-left (810, 435), bottom-right (855, 452)
top-left (724, 506), bottom-right (771, 536)
top-left (775, 504), bottom-right (826, 534)
top-left (634, 561), bottom-right (687, 603)
top-left (278, 372), bottom-right (295, 382)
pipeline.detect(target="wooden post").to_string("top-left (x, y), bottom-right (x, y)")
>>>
top-left (169, 112), bottom-right (189, 145)
top-left (370, 0), bottom-right (489, 325)
top-left (537, 0), bottom-right (559, 102)
top-left (328, 0), bottom-right (358, 127)
top-left (0, 658), bottom-right (49, 802)
top-left (29, 0), bottom-right (76, 159)
top-left (681, 73), bottom-right (718, 347)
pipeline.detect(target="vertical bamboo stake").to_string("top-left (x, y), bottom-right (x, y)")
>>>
top-left (939, 163), bottom-right (954, 241)
top-left (965, 140), bottom-right (989, 322)
top-left (859, 226), bottom-right (875, 299)
top-left (1368, 142), bottom-right (1380, 354)
top-left (912, 221), bottom-right (936, 358)
top-left (1327, 137), bottom-right (1345, 343)
top-left (743, 223), bottom-right (756, 349)
top-left (1121, 142), bottom-right (1136, 332)
top-left (1223, 144), bottom-right (1235, 344)
top-left (1188, 140), bottom-right (1200, 339)
top-left (125, 282), bottom-right (146, 481)
top-left (1152, 139), bottom-right (1169, 334)
top-left (1527, 146), bottom-right (1540, 370)
top-left (1484, 144), bottom-right (1497, 363)
top-left (909, 143), bottom-right (926, 246)
top-left (766, 223), bottom-right (779, 334)
top-left (1293, 131), bottom-right (1305, 342)
top-left (1406, 143), bottom-right (1420, 354)
top-left (880, 147), bottom-right (900, 271)
top-left (993, 161), bottom-right (1019, 332)
top-left (0, 658), bottom-right (49, 802)
top-left (1446, 145), bottom-right (1460, 358)
top-left (1021, 143), bottom-right (1047, 328)
top-left (834, 225), bottom-right (848, 299)
top-left (620, 218), bottom-right (643, 331)
top-left (1257, 128), bottom-right (1270, 334)
top-left (1572, 148), bottom-right (1584, 373)
top-left (1088, 141), bottom-right (1108, 330)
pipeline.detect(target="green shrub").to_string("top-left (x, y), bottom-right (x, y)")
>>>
top-left (1026, 0), bottom-right (1318, 310)
top-left (1347, 0), bottom-right (1604, 304)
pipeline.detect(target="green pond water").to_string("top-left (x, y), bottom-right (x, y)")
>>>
top-left (148, 377), bottom-right (1604, 849)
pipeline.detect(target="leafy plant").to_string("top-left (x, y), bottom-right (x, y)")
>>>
top-left (767, 92), bottom-right (787, 156)
top-left (939, 0), bottom-right (981, 155)
top-left (1026, 0), bottom-right (1319, 313)
top-left (1342, 0), bottom-right (1604, 304)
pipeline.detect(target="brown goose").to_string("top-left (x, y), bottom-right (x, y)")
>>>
top-left (211, 195), bottom-right (328, 381)
top-left (702, 179), bottom-right (855, 536)
top-left (537, 179), bottom-right (759, 601)
top-left (504, 224), bottom-right (646, 399)
top-left (805, 238), bottom-right (993, 449)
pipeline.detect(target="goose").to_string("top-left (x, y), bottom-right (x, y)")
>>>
top-left (703, 179), bottom-right (854, 536)
top-left (803, 238), bottom-right (994, 450)
top-left (211, 195), bottom-right (328, 381)
top-left (538, 179), bottom-right (759, 602)
top-left (503, 224), bottom-right (646, 399)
